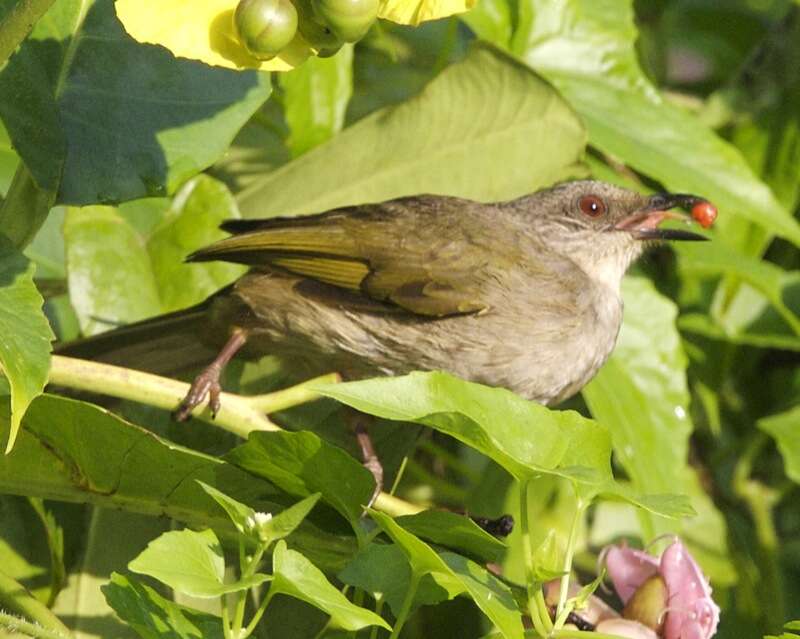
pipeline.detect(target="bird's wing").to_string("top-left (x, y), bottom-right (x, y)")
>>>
top-left (188, 196), bottom-right (508, 317)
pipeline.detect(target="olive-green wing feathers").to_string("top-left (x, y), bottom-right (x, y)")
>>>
top-left (188, 197), bottom-right (497, 317)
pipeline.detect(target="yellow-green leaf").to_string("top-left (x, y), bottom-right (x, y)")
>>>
top-left (115, 0), bottom-right (311, 71)
top-left (378, 0), bottom-right (475, 25)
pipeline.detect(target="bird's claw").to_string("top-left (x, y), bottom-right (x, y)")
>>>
top-left (363, 456), bottom-right (384, 508)
top-left (174, 366), bottom-right (222, 422)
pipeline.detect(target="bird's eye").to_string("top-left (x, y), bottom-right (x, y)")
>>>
top-left (578, 195), bottom-right (607, 218)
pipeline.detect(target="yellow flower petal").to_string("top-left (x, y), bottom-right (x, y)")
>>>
top-left (377, 0), bottom-right (476, 25)
top-left (115, 0), bottom-right (310, 71)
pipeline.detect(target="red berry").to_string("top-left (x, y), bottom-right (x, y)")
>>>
top-left (691, 201), bottom-right (717, 228)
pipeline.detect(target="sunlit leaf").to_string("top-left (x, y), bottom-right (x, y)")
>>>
top-left (759, 406), bottom-right (800, 484)
top-left (129, 528), bottom-right (270, 597)
top-left (280, 45), bottom-right (354, 157)
top-left (103, 572), bottom-right (225, 639)
top-left (270, 540), bottom-right (391, 630)
top-left (64, 206), bottom-right (162, 335)
top-left (378, 0), bottom-right (475, 25)
top-left (0, 236), bottom-right (53, 451)
top-left (147, 175), bottom-right (246, 312)
top-left (237, 44), bottom-right (586, 218)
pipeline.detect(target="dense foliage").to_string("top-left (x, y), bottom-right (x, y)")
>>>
top-left (0, 1), bottom-right (799, 638)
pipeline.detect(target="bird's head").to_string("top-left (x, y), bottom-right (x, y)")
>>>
top-left (520, 179), bottom-right (713, 290)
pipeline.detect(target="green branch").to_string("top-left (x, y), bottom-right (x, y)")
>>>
top-left (0, 570), bottom-right (72, 638)
top-left (47, 356), bottom-right (422, 517)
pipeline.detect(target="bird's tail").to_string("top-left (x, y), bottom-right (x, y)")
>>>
top-left (55, 303), bottom-right (219, 377)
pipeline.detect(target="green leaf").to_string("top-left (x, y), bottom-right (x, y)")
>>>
top-left (510, 0), bottom-right (800, 248)
top-left (370, 511), bottom-right (523, 639)
top-left (0, 118), bottom-right (19, 197)
top-left (64, 206), bottom-right (162, 336)
top-left (147, 175), bottom-right (246, 313)
top-left (675, 242), bottom-right (800, 337)
top-left (237, 43), bottom-right (586, 218)
top-left (0, 235), bottom-right (53, 451)
top-left (103, 573), bottom-right (224, 639)
top-left (258, 493), bottom-right (322, 546)
top-left (759, 406), bottom-right (800, 484)
top-left (270, 540), bottom-right (391, 631)
top-left (314, 371), bottom-right (608, 484)
top-left (0, 394), bottom-right (356, 573)
top-left (582, 277), bottom-right (696, 532)
top-left (439, 551), bottom-right (523, 639)
top-left (129, 528), bottom-right (270, 598)
top-left (338, 543), bottom-right (459, 615)
top-left (0, 0), bottom-right (58, 66)
top-left (395, 510), bottom-right (506, 563)
top-left (0, 0), bottom-right (272, 205)
top-left (225, 430), bottom-right (375, 527)
top-left (280, 45), bottom-right (354, 157)
top-left (196, 480), bottom-right (256, 536)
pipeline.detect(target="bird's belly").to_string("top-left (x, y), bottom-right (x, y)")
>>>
top-left (217, 271), bottom-right (622, 405)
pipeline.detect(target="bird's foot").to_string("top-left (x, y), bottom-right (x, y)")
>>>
top-left (347, 410), bottom-right (384, 508)
top-left (174, 364), bottom-right (223, 422)
top-left (173, 329), bottom-right (248, 422)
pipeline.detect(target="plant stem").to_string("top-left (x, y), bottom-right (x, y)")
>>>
top-left (368, 598), bottom-right (385, 639)
top-left (388, 573), bottom-right (419, 639)
top-left (221, 598), bottom-right (233, 639)
top-left (555, 495), bottom-right (585, 624)
top-left (519, 480), bottom-right (552, 636)
top-left (0, 611), bottom-right (71, 639)
top-left (49, 355), bottom-right (279, 437)
top-left (247, 373), bottom-right (340, 413)
top-left (241, 588), bottom-right (275, 638)
top-left (0, 571), bottom-right (72, 636)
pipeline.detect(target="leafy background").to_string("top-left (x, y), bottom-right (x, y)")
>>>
top-left (1, 0), bottom-right (799, 637)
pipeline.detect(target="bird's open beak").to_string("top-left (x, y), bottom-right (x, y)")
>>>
top-left (615, 193), bottom-right (710, 241)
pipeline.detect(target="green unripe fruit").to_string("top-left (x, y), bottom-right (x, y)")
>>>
top-left (234, 0), bottom-right (298, 60)
top-left (311, 0), bottom-right (378, 42)
top-left (294, 0), bottom-right (342, 51)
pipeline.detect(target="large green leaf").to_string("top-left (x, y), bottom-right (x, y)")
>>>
top-left (103, 573), bottom-right (224, 639)
top-left (146, 175), bottom-right (246, 312)
top-left (279, 45), bottom-right (354, 157)
top-left (129, 528), bottom-right (270, 597)
top-left (270, 541), bottom-right (391, 631)
top-left (0, 0), bottom-right (271, 205)
top-left (237, 43), bottom-right (586, 219)
top-left (583, 277), bottom-right (692, 503)
top-left (225, 430), bottom-right (375, 528)
top-left (0, 394), bottom-right (356, 573)
top-left (395, 509), bottom-right (506, 563)
top-left (0, 236), bottom-right (53, 451)
top-left (467, 0), bottom-right (800, 248)
top-left (759, 406), bottom-right (800, 484)
top-left (370, 510), bottom-right (524, 639)
top-left (338, 543), bottom-right (459, 615)
top-left (675, 242), bottom-right (800, 337)
top-left (314, 371), bottom-right (608, 484)
top-left (64, 206), bottom-right (162, 335)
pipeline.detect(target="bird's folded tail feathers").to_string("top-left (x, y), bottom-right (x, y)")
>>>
top-left (55, 303), bottom-right (218, 377)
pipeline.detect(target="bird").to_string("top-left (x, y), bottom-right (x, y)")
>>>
top-left (60, 179), bottom-right (712, 491)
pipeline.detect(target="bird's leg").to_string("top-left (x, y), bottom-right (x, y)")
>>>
top-left (174, 329), bottom-right (248, 421)
top-left (346, 410), bottom-right (384, 508)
